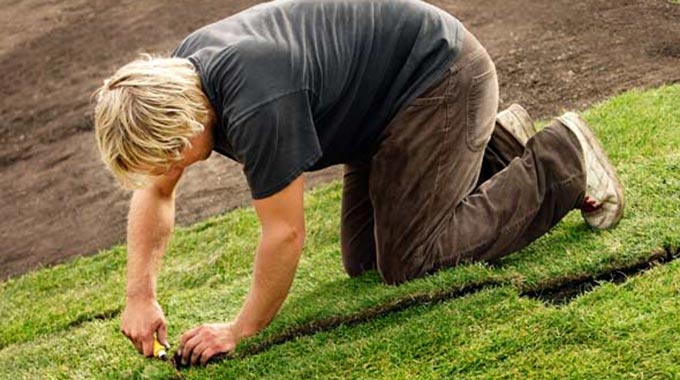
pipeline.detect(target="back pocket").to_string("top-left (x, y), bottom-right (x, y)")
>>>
top-left (465, 68), bottom-right (498, 151)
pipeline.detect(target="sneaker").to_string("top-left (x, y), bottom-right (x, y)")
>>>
top-left (496, 104), bottom-right (536, 146)
top-left (557, 112), bottom-right (624, 230)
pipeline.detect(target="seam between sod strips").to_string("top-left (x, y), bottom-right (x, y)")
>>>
top-left (3, 245), bottom-right (677, 362)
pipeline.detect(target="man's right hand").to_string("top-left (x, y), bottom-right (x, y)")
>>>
top-left (120, 298), bottom-right (169, 357)
top-left (122, 174), bottom-right (182, 357)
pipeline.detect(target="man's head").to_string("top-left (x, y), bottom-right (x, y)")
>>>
top-left (94, 55), bottom-right (210, 188)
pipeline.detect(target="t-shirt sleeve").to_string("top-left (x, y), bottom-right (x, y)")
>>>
top-left (226, 90), bottom-right (322, 199)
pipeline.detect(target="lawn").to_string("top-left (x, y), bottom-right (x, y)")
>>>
top-left (1, 84), bottom-right (679, 379)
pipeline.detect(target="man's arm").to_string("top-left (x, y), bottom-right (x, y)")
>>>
top-left (179, 175), bottom-right (306, 366)
top-left (236, 174), bottom-right (306, 336)
top-left (121, 168), bottom-right (183, 357)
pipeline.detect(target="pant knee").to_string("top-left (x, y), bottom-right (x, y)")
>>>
top-left (342, 249), bottom-right (377, 278)
top-left (343, 261), bottom-right (370, 278)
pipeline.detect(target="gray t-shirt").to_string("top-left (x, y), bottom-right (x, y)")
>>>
top-left (173, 0), bottom-right (462, 199)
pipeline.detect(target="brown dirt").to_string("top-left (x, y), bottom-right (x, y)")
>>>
top-left (1, 0), bottom-right (678, 280)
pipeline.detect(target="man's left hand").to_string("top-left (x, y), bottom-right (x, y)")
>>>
top-left (179, 322), bottom-right (241, 366)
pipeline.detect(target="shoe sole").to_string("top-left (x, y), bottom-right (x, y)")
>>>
top-left (496, 104), bottom-right (535, 146)
top-left (558, 112), bottom-right (625, 229)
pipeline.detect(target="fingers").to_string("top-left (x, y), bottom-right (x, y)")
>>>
top-left (181, 333), bottom-right (203, 366)
top-left (120, 327), bottom-right (156, 357)
top-left (179, 326), bottom-right (226, 366)
top-left (200, 348), bottom-right (217, 366)
top-left (131, 336), bottom-right (143, 354)
top-left (157, 322), bottom-right (169, 348)
top-left (141, 334), bottom-right (155, 357)
top-left (187, 340), bottom-right (227, 366)
top-left (142, 317), bottom-right (168, 357)
top-left (178, 324), bottom-right (238, 367)
top-left (180, 325), bottom-right (200, 349)
top-left (190, 342), bottom-right (208, 366)
top-left (120, 301), bottom-right (169, 357)
top-left (121, 327), bottom-right (141, 354)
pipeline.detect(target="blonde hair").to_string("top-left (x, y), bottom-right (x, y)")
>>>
top-left (94, 55), bottom-right (209, 188)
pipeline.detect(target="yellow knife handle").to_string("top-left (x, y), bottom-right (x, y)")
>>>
top-left (153, 339), bottom-right (168, 360)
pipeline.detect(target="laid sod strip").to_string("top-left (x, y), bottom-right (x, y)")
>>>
top-left (175, 279), bottom-right (505, 368)
top-left (170, 244), bottom-right (680, 368)
top-left (9, 242), bottom-right (676, 367)
top-left (3, 261), bottom-right (679, 379)
top-left (183, 261), bottom-right (680, 380)
top-left (0, 85), bottom-right (678, 379)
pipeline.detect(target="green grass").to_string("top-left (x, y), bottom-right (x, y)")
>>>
top-left (1, 84), bottom-right (679, 379)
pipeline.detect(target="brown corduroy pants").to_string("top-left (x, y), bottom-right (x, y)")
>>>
top-left (341, 28), bottom-right (587, 285)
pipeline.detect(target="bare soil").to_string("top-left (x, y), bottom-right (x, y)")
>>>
top-left (1, 0), bottom-right (678, 280)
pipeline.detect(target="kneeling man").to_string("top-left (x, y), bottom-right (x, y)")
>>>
top-left (94, 0), bottom-right (623, 367)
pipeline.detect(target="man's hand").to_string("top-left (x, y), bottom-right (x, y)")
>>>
top-left (122, 172), bottom-right (181, 357)
top-left (120, 299), bottom-right (169, 357)
top-left (179, 322), bottom-right (241, 366)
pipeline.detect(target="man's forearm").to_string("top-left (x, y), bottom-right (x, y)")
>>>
top-left (126, 188), bottom-right (176, 301)
top-left (234, 227), bottom-right (304, 338)
top-left (177, 176), bottom-right (304, 365)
